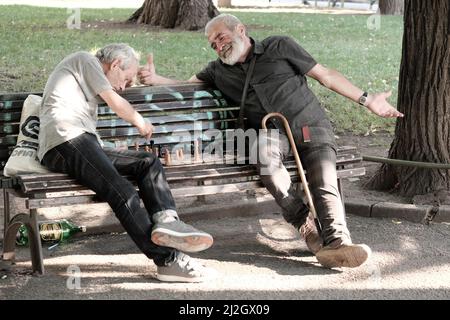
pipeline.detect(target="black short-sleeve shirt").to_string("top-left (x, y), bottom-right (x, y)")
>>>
top-left (196, 36), bottom-right (335, 147)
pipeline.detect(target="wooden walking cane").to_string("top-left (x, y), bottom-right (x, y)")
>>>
top-left (261, 113), bottom-right (321, 229)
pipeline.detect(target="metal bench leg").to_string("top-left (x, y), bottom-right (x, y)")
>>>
top-left (2, 209), bottom-right (44, 275)
top-left (2, 189), bottom-right (16, 264)
top-left (3, 213), bottom-right (29, 263)
top-left (196, 180), bottom-right (206, 203)
top-left (28, 209), bottom-right (44, 275)
top-left (3, 189), bottom-right (10, 244)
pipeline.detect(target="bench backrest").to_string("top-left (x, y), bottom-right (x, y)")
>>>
top-left (0, 84), bottom-right (239, 169)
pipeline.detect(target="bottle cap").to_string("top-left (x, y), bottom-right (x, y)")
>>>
top-left (81, 226), bottom-right (87, 233)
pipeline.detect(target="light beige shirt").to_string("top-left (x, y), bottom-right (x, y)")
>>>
top-left (38, 52), bottom-right (112, 161)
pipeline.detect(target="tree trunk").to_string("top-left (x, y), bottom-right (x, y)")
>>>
top-left (128, 0), bottom-right (219, 30)
top-left (379, 0), bottom-right (404, 15)
top-left (218, 0), bottom-right (232, 7)
top-left (367, 0), bottom-right (450, 197)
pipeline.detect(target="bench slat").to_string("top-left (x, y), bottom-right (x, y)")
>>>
top-left (0, 108), bottom-right (239, 134)
top-left (97, 111), bottom-right (233, 127)
top-left (25, 181), bottom-right (267, 209)
top-left (0, 111), bottom-right (21, 123)
top-left (98, 99), bottom-right (225, 115)
top-left (24, 167), bottom-right (366, 210)
top-left (17, 159), bottom-right (364, 194)
top-left (8, 149), bottom-right (360, 181)
top-left (97, 118), bottom-right (237, 137)
top-left (0, 84), bottom-right (214, 102)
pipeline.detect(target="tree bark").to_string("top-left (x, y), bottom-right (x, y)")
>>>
top-left (379, 0), bottom-right (404, 15)
top-left (128, 0), bottom-right (219, 30)
top-left (218, 0), bottom-right (232, 7)
top-left (367, 0), bottom-right (450, 197)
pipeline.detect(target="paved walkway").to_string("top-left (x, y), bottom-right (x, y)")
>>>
top-left (1, 212), bottom-right (449, 300)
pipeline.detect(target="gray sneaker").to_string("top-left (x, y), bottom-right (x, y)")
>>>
top-left (151, 220), bottom-right (213, 252)
top-left (156, 252), bottom-right (218, 283)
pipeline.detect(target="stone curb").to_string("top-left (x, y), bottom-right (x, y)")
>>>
top-left (85, 198), bottom-right (450, 239)
top-left (345, 199), bottom-right (450, 224)
top-left (2, 197), bottom-right (448, 242)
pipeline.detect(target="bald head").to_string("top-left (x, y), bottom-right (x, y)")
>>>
top-left (205, 14), bottom-right (246, 37)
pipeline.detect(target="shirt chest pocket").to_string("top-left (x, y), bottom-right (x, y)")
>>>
top-left (251, 59), bottom-right (295, 84)
top-left (257, 76), bottom-right (313, 108)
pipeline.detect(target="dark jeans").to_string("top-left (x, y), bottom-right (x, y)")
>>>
top-left (252, 132), bottom-right (351, 246)
top-left (42, 133), bottom-right (176, 266)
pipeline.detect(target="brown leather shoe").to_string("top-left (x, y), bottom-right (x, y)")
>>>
top-left (316, 239), bottom-right (371, 268)
top-left (299, 214), bottom-right (323, 255)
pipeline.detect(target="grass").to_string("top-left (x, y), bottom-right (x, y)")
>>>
top-left (0, 5), bottom-right (404, 134)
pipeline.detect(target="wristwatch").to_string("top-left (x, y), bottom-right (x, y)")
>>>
top-left (358, 92), bottom-right (368, 106)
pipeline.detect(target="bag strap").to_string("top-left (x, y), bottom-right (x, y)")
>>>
top-left (237, 55), bottom-right (257, 129)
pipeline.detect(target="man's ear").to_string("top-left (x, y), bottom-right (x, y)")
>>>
top-left (110, 59), bottom-right (121, 70)
top-left (236, 24), bottom-right (246, 37)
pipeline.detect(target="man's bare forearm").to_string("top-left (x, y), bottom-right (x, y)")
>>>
top-left (319, 69), bottom-right (364, 104)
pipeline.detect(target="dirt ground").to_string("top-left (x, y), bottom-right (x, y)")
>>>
top-left (336, 132), bottom-right (412, 205)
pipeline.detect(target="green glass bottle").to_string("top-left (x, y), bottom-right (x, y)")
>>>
top-left (16, 219), bottom-right (87, 246)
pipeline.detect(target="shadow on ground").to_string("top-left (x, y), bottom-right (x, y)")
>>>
top-left (1, 212), bottom-right (449, 300)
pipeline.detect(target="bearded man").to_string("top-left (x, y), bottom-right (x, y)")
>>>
top-left (139, 14), bottom-right (403, 269)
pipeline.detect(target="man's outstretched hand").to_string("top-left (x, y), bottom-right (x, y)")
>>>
top-left (366, 91), bottom-right (404, 118)
top-left (138, 53), bottom-right (180, 86)
top-left (138, 53), bottom-right (156, 85)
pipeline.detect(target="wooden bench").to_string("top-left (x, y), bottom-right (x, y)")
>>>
top-left (0, 83), bottom-right (365, 275)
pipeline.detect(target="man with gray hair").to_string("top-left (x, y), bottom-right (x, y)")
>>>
top-left (140, 14), bottom-right (404, 269)
top-left (38, 43), bottom-right (217, 282)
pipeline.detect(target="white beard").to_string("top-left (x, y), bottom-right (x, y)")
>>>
top-left (219, 36), bottom-right (245, 66)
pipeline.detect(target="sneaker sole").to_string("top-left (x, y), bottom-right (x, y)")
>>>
top-left (151, 228), bottom-right (213, 253)
top-left (316, 244), bottom-right (371, 268)
top-left (156, 273), bottom-right (209, 283)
